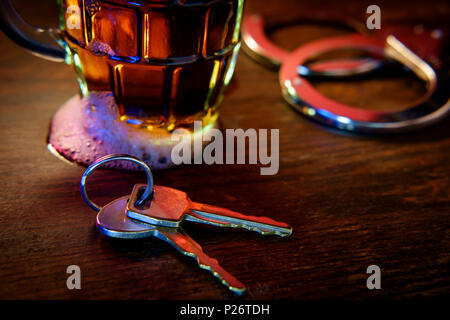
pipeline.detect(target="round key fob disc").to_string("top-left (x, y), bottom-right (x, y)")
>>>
top-left (96, 196), bottom-right (157, 239)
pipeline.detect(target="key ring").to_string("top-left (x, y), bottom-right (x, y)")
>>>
top-left (80, 154), bottom-right (153, 212)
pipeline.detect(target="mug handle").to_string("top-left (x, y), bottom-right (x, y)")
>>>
top-left (0, 0), bottom-right (65, 62)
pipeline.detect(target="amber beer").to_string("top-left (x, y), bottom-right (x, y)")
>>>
top-left (61, 0), bottom-right (243, 132)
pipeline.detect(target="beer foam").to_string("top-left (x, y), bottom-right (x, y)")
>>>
top-left (47, 92), bottom-right (192, 170)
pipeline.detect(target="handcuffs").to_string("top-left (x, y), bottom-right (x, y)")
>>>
top-left (242, 13), bottom-right (450, 133)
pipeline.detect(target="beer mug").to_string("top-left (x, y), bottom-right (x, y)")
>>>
top-left (0, 0), bottom-right (244, 133)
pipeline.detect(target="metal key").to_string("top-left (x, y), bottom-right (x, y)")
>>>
top-left (127, 184), bottom-right (292, 237)
top-left (82, 154), bottom-right (293, 295)
top-left (96, 195), bottom-right (246, 295)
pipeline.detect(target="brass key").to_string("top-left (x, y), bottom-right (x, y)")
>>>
top-left (96, 195), bottom-right (246, 295)
top-left (81, 154), bottom-right (293, 296)
top-left (127, 184), bottom-right (292, 237)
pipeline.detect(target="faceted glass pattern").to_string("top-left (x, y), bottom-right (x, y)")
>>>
top-left (59, 0), bottom-right (243, 132)
top-left (91, 3), bottom-right (138, 59)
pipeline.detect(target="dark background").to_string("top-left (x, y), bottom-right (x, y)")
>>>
top-left (0, 0), bottom-right (449, 299)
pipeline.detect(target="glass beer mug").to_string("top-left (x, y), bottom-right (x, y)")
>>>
top-left (0, 0), bottom-right (244, 134)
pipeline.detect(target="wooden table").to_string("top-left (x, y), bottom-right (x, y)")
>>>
top-left (0, 0), bottom-right (448, 299)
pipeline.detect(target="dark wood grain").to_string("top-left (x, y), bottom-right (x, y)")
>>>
top-left (0, 0), bottom-right (449, 299)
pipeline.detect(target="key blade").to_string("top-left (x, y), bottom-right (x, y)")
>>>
top-left (154, 227), bottom-right (246, 296)
top-left (187, 202), bottom-right (292, 237)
